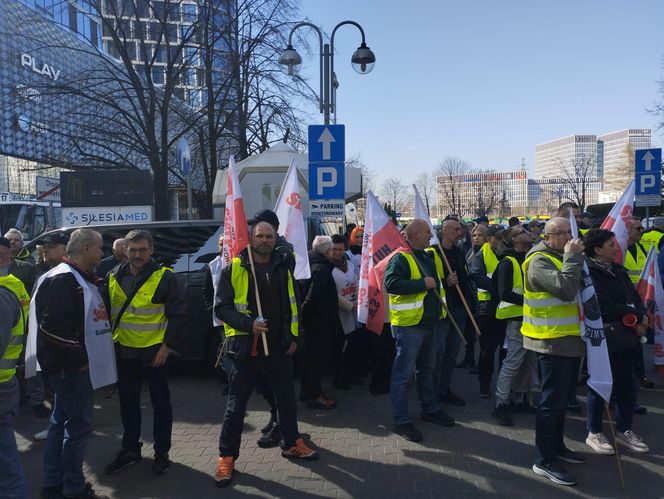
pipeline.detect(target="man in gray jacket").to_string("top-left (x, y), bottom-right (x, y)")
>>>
top-left (522, 217), bottom-right (585, 487)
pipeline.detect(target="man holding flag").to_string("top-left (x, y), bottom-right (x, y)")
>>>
top-left (522, 217), bottom-right (586, 486)
top-left (385, 219), bottom-right (453, 442)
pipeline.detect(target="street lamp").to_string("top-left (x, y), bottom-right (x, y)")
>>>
top-left (279, 20), bottom-right (376, 124)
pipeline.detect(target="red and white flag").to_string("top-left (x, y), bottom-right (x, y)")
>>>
top-left (599, 179), bottom-right (635, 265)
top-left (357, 191), bottom-right (407, 334)
top-left (221, 156), bottom-right (250, 268)
top-left (636, 247), bottom-right (664, 366)
top-left (274, 159), bottom-right (311, 279)
top-left (413, 185), bottom-right (439, 246)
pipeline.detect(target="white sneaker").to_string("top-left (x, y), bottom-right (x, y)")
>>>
top-left (34, 429), bottom-right (48, 441)
top-left (616, 430), bottom-right (649, 453)
top-left (585, 432), bottom-right (614, 455)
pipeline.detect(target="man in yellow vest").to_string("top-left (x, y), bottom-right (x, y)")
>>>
top-left (104, 230), bottom-right (186, 476)
top-left (471, 224), bottom-right (507, 398)
top-left (640, 216), bottom-right (664, 253)
top-left (213, 221), bottom-right (317, 488)
top-left (491, 226), bottom-right (535, 426)
top-left (522, 217), bottom-right (585, 487)
top-left (385, 219), bottom-right (452, 443)
top-left (0, 252), bottom-right (26, 497)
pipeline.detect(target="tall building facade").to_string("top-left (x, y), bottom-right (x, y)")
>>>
top-left (535, 135), bottom-right (598, 179)
top-left (597, 128), bottom-right (651, 194)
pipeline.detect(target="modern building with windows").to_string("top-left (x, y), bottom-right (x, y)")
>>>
top-left (535, 135), bottom-right (599, 179)
top-left (597, 128), bottom-right (651, 195)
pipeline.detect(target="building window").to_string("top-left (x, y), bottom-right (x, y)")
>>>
top-left (68, 3), bottom-right (78, 31)
top-left (182, 3), bottom-right (197, 22)
top-left (152, 67), bottom-right (165, 84)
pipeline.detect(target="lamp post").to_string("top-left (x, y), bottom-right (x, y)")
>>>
top-left (279, 20), bottom-right (376, 125)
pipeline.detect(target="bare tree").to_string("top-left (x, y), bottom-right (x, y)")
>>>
top-left (346, 153), bottom-right (375, 198)
top-left (414, 172), bottom-right (434, 216)
top-left (497, 189), bottom-right (511, 219)
top-left (380, 177), bottom-right (408, 216)
top-left (436, 156), bottom-right (470, 217)
top-left (555, 154), bottom-right (596, 210)
top-left (470, 170), bottom-right (499, 218)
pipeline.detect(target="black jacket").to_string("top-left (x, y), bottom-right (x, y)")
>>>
top-left (215, 248), bottom-right (299, 352)
top-left (493, 243), bottom-right (527, 319)
top-left (103, 259), bottom-right (186, 349)
top-left (8, 258), bottom-right (36, 295)
top-left (35, 262), bottom-right (91, 373)
top-left (587, 258), bottom-right (646, 352)
top-left (438, 244), bottom-right (474, 312)
top-left (301, 250), bottom-right (339, 329)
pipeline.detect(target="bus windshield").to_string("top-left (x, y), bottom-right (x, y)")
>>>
top-left (0, 203), bottom-right (47, 241)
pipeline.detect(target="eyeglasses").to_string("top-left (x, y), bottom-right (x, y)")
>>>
top-left (548, 230), bottom-right (572, 237)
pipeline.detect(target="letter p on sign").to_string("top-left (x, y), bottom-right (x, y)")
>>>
top-left (640, 174), bottom-right (656, 192)
top-left (317, 167), bottom-right (337, 196)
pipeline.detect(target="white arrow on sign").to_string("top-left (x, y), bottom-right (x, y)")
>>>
top-left (318, 127), bottom-right (335, 160)
top-left (642, 150), bottom-right (655, 171)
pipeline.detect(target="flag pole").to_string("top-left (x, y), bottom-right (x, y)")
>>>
top-left (407, 244), bottom-right (467, 345)
top-left (246, 247), bottom-right (269, 356)
top-left (436, 241), bottom-right (482, 337)
top-left (605, 403), bottom-right (625, 490)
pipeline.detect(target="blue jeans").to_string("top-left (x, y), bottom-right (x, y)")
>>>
top-left (390, 325), bottom-right (438, 425)
top-left (587, 347), bottom-right (635, 434)
top-left (535, 354), bottom-right (579, 464)
top-left (434, 308), bottom-right (466, 396)
top-left (43, 370), bottom-right (94, 497)
top-left (0, 411), bottom-right (26, 498)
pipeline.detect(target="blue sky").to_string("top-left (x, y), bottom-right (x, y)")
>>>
top-left (296, 0), bottom-right (664, 188)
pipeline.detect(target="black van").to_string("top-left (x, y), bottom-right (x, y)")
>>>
top-left (25, 220), bottom-right (224, 368)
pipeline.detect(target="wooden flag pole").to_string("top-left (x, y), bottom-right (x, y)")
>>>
top-left (437, 241), bottom-right (482, 337)
top-left (246, 247), bottom-right (269, 356)
top-left (605, 403), bottom-right (626, 491)
top-left (406, 245), bottom-right (467, 345)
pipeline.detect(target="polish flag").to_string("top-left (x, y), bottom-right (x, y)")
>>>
top-left (636, 247), bottom-right (664, 366)
top-left (357, 191), bottom-right (408, 334)
top-left (413, 185), bottom-right (439, 245)
top-left (221, 156), bottom-right (250, 268)
top-left (599, 179), bottom-right (635, 265)
top-left (274, 159), bottom-right (311, 279)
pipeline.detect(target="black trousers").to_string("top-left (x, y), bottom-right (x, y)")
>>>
top-left (300, 321), bottom-right (333, 399)
top-left (369, 324), bottom-right (396, 391)
top-left (117, 358), bottom-right (172, 455)
top-left (219, 353), bottom-right (299, 458)
top-left (477, 315), bottom-right (507, 384)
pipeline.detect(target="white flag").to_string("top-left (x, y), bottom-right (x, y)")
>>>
top-left (636, 248), bottom-right (664, 366)
top-left (274, 160), bottom-right (311, 279)
top-left (600, 179), bottom-right (635, 265)
top-left (221, 156), bottom-right (249, 269)
top-left (413, 185), bottom-right (439, 245)
top-left (570, 214), bottom-right (613, 401)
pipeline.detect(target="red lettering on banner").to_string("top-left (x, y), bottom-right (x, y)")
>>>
top-left (655, 343), bottom-right (664, 358)
top-left (286, 192), bottom-right (301, 210)
top-left (619, 204), bottom-right (632, 226)
top-left (93, 305), bottom-right (109, 322)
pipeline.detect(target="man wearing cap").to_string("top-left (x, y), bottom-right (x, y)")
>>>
top-left (528, 220), bottom-right (544, 240)
top-left (37, 231), bottom-right (70, 280)
top-left (4, 228), bottom-right (35, 265)
top-left (251, 209), bottom-right (295, 273)
top-left (470, 225), bottom-right (507, 398)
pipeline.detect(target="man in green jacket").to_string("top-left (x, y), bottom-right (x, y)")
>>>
top-left (385, 219), bottom-right (453, 442)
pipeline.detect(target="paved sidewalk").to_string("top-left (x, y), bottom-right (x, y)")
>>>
top-left (15, 349), bottom-right (664, 498)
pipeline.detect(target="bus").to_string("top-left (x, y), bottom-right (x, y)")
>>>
top-left (0, 192), bottom-right (61, 242)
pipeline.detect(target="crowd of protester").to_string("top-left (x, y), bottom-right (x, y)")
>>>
top-left (1, 200), bottom-right (663, 496)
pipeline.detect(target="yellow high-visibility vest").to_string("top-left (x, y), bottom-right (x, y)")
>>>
top-left (521, 252), bottom-right (581, 340)
top-left (495, 255), bottom-right (524, 319)
top-left (388, 252), bottom-right (430, 326)
top-left (424, 248), bottom-right (447, 319)
top-left (109, 268), bottom-right (169, 348)
top-left (477, 243), bottom-right (499, 301)
top-left (640, 230), bottom-right (663, 254)
top-left (223, 257), bottom-right (298, 338)
top-left (624, 243), bottom-right (647, 285)
top-left (0, 276), bottom-right (27, 383)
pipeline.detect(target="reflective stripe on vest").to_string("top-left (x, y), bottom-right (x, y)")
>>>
top-left (109, 268), bottom-right (169, 348)
top-left (495, 255), bottom-right (524, 320)
top-left (388, 252), bottom-right (427, 326)
top-left (425, 248), bottom-right (447, 319)
top-left (640, 230), bottom-right (664, 254)
top-left (0, 276), bottom-right (27, 383)
top-left (624, 243), bottom-right (647, 284)
top-left (521, 252), bottom-right (581, 340)
top-left (223, 257), bottom-right (298, 338)
top-left (477, 243), bottom-right (499, 301)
